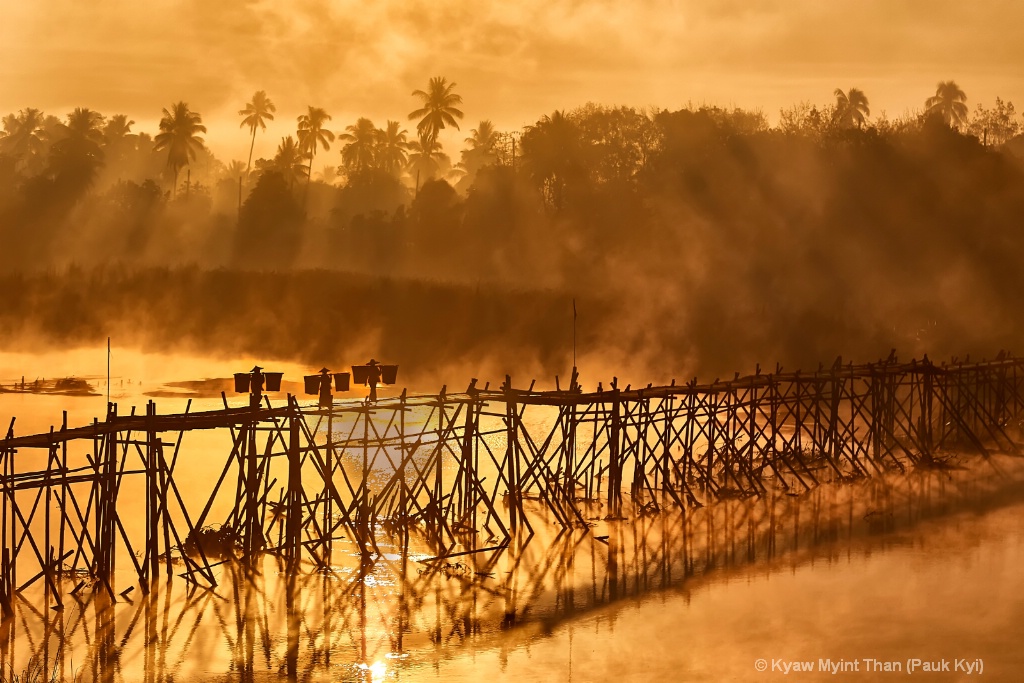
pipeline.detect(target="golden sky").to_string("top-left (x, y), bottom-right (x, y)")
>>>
top-left (2, 0), bottom-right (1022, 164)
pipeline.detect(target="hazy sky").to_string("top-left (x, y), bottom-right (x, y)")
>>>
top-left (2, 0), bottom-right (1022, 165)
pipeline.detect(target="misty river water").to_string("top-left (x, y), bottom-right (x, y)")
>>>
top-left (2, 347), bottom-right (1024, 682)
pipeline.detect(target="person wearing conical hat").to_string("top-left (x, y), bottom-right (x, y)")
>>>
top-left (250, 365), bottom-right (265, 403)
top-left (318, 367), bottom-right (332, 408)
top-left (366, 359), bottom-right (382, 403)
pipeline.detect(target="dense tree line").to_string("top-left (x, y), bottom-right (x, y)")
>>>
top-left (3, 80), bottom-right (1024, 378)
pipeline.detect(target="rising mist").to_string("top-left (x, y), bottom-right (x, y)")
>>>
top-left (2, 90), bottom-right (1024, 387)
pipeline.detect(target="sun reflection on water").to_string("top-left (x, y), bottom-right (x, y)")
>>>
top-left (356, 660), bottom-right (387, 681)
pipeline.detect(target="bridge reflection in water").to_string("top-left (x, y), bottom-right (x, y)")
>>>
top-left (2, 456), bottom-right (1022, 681)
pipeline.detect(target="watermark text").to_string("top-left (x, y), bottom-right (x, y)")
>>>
top-left (752, 657), bottom-right (985, 675)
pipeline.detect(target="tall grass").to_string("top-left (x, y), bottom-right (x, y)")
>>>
top-left (0, 650), bottom-right (77, 683)
top-left (0, 614), bottom-right (78, 683)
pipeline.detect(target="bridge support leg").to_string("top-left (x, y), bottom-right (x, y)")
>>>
top-left (286, 399), bottom-right (302, 569)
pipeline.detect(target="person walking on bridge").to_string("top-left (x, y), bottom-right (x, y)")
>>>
top-left (318, 367), bottom-right (333, 407)
top-left (250, 366), bottom-right (265, 407)
top-left (365, 359), bottom-right (382, 403)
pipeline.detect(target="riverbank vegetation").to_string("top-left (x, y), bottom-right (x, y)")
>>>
top-left (2, 80), bottom-right (1024, 379)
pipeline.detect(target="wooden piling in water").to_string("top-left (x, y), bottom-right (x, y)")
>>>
top-left (286, 397), bottom-right (302, 568)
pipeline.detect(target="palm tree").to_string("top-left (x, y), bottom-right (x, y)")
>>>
top-left (101, 114), bottom-right (136, 179)
top-left (239, 91), bottom-right (276, 176)
top-left (225, 159), bottom-right (247, 183)
top-left (408, 76), bottom-right (464, 145)
top-left (455, 120), bottom-right (499, 188)
top-left (0, 108), bottom-right (47, 168)
top-left (40, 115), bottom-right (65, 145)
top-left (375, 120), bottom-right (410, 177)
top-left (49, 108), bottom-right (106, 189)
top-left (103, 114), bottom-right (134, 141)
top-left (926, 81), bottom-right (969, 128)
top-left (238, 91), bottom-right (276, 212)
top-left (319, 165), bottom-right (342, 185)
top-left (465, 120), bottom-right (497, 153)
top-left (833, 88), bottom-right (870, 129)
top-left (339, 117), bottom-right (378, 173)
top-left (153, 101), bottom-right (206, 196)
top-left (63, 108), bottom-right (105, 144)
top-left (462, 120), bottom-right (498, 163)
top-left (407, 133), bottom-right (450, 191)
top-left (272, 135), bottom-right (309, 189)
top-left (297, 106), bottom-right (334, 202)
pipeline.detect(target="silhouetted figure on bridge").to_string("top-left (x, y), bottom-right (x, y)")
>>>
top-left (318, 367), bottom-right (332, 407)
top-left (365, 359), bottom-right (382, 403)
top-left (250, 365), bottom-right (265, 406)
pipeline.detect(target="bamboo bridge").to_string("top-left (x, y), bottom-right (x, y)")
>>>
top-left (1, 351), bottom-right (1022, 618)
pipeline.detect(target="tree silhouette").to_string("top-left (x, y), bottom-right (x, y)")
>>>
top-left (237, 170), bottom-right (303, 265)
top-left (493, 130), bottom-right (522, 169)
top-left (833, 88), bottom-right (870, 129)
top-left (455, 120), bottom-right (499, 189)
top-left (153, 101), bottom-right (206, 197)
top-left (238, 91), bottom-right (276, 214)
top-left (270, 135), bottom-right (308, 189)
top-left (99, 115), bottom-right (141, 181)
top-left (521, 110), bottom-right (585, 210)
top-left (49, 108), bottom-right (106, 192)
top-left (375, 120), bottom-right (410, 177)
top-left (225, 159), bottom-right (247, 181)
top-left (408, 77), bottom-right (464, 145)
top-left (239, 91), bottom-right (276, 180)
top-left (410, 178), bottom-right (460, 247)
top-left (967, 97), bottom-right (1020, 146)
top-left (0, 108), bottom-right (48, 171)
top-left (40, 115), bottom-right (65, 143)
top-left (297, 106), bottom-right (334, 204)
top-left (465, 121), bottom-right (497, 156)
top-left (407, 133), bottom-right (450, 191)
top-left (926, 81), bottom-right (969, 128)
top-left (571, 105), bottom-right (662, 182)
top-left (339, 117), bottom-right (378, 173)
top-left (319, 165), bottom-right (342, 185)
top-left (103, 114), bottom-right (135, 141)
top-left (63, 108), bottom-right (105, 145)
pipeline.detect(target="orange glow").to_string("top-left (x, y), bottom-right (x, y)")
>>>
top-left (1, 1), bottom-right (1022, 163)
